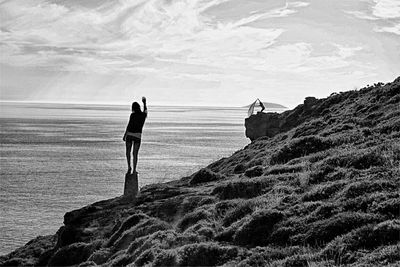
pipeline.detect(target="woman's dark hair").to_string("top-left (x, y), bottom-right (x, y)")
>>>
top-left (132, 102), bottom-right (141, 113)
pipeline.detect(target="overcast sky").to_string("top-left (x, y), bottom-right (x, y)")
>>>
top-left (0, 0), bottom-right (399, 107)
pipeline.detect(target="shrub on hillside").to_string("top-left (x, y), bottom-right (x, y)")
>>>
top-left (309, 166), bottom-right (348, 184)
top-left (189, 168), bottom-right (224, 185)
top-left (269, 184), bottom-right (296, 195)
top-left (112, 218), bottom-right (172, 251)
top-left (152, 250), bottom-right (179, 267)
top-left (246, 157), bottom-right (264, 168)
top-left (222, 200), bottom-right (255, 227)
top-left (308, 165), bottom-right (336, 184)
top-left (339, 180), bottom-right (397, 199)
top-left (127, 230), bottom-right (199, 260)
top-left (177, 242), bottom-right (239, 266)
top-left (234, 163), bottom-right (246, 174)
top-left (280, 255), bottom-right (309, 267)
top-left (78, 261), bottom-right (97, 266)
top-left (370, 195), bottom-right (400, 218)
top-left (177, 209), bottom-right (213, 231)
top-left (244, 166), bottom-right (264, 177)
top-left (288, 201), bottom-right (323, 217)
top-left (304, 212), bottom-right (382, 245)
top-left (270, 136), bottom-right (332, 165)
top-left (293, 119), bottom-right (327, 138)
top-left (321, 123), bottom-right (355, 137)
top-left (106, 213), bottom-right (148, 247)
top-left (195, 226), bottom-right (215, 240)
top-left (340, 191), bottom-right (399, 216)
top-left (183, 220), bottom-right (217, 240)
top-left (323, 150), bottom-right (386, 170)
top-left (214, 226), bottom-right (236, 243)
top-left (213, 200), bottom-right (241, 218)
top-left (107, 251), bottom-right (134, 266)
top-left (233, 209), bottom-right (284, 246)
top-left (0, 258), bottom-right (34, 267)
top-left (236, 246), bottom-right (303, 267)
top-left (327, 131), bottom-right (365, 146)
top-left (212, 179), bottom-right (270, 200)
top-left (302, 181), bottom-right (345, 202)
top-left (180, 195), bottom-right (215, 214)
top-left (322, 220), bottom-right (400, 264)
top-left (306, 203), bottom-right (338, 222)
top-left (377, 117), bottom-right (400, 134)
top-left (268, 226), bottom-right (296, 245)
top-left (87, 248), bottom-right (112, 265)
top-left (133, 248), bottom-right (159, 266)
top-left (207, 157), bottom-right (226, 173)
top-left (265, 163), bottom-right (305, 175)
top-left (48, 241), bottom-right (101, 266)
top-left (355, 244), bottom-right (400, 266)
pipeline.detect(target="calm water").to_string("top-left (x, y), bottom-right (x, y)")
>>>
top-left (0, 102), bottom-right (284, 254)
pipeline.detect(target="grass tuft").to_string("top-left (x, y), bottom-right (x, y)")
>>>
top-left (189, 168), bottom-right (225, 185)
top-left (233, 209), bottom-right (284, 246)
top-left (270, 136), bottom-right (332, 165)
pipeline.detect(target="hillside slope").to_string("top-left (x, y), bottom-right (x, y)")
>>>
top-left (1, 78), bottom-right (399, 267)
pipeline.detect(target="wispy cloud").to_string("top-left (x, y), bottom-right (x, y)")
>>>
top-left (374, 23), bottom-right (400, 35)
top-left (0, 0), bottom-right (313, 74)
top-left (0, 0), bottom-right (398, 106)
top-left (344, 11), bottom-right (379, 21)
top-left (345, 0), bottom-right (400, 35)
top-left (372, 0), bottom-right (400, 19)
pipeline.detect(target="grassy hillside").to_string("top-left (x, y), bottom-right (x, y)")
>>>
top-left (1, 78), bottom-right (399, 266)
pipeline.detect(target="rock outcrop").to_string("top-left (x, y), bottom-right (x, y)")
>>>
top-left (245, 112), bottom-right (281, 140)
top-left (124, 173), bottom-right (139, 198)
top-left (245, 96), bottom-right (322, 141)
top-left (1, 77), bottom-right (399, 267)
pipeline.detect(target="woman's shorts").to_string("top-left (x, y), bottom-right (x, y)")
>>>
top-left (126, 135), bottom-right (141, 144)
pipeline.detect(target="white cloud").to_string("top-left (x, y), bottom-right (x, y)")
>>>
top-left (335, 45), bottom-right (363, 58)
top-left (0, 0), bottom-right (292, 73)
top-left (255, 43), bottom-right (364, 74)
top-left (374, 24), bottom-right (400, 35)
top-left (345, 0), bottom-right (400, 35)
top-left (344, 10), bottom-right (379, 20)
top-left (244, 1), bottom-right (310, 21)
top-left (372, 0), bottom-right (400, 19)
top-left (1, 0), bottom-right (397, 106)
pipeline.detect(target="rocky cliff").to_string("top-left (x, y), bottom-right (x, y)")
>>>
top-left (1, 78), bottom-right (399, 267)
top-left (245, 95), bottom-right (340, 141)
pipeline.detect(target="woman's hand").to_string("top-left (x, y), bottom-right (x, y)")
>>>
top-left (142, 96), bottom-right (146, 103)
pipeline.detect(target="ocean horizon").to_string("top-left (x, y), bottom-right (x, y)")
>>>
top-left (0, 102), bottom-right (285, 255)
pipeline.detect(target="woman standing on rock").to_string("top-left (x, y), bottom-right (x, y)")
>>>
top-left (123, 97), bottom-right (147, 174)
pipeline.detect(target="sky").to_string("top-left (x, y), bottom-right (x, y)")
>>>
top-left (0, 0), bottom-right (399, 107)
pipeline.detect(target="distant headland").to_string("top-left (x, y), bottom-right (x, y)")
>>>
top-left (242, 101), bottom-right (287, 109)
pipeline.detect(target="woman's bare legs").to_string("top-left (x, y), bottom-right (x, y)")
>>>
top-left (125, 140), bottom-right (133, 173)
top-left (132, 141), bottom-right (141, 173)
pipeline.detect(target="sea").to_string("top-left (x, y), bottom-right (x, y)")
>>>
top-left (0, 102), bottom-right (283, 255)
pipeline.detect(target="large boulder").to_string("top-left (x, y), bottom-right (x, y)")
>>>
top-left (245, 112), bottom-right (281, 141)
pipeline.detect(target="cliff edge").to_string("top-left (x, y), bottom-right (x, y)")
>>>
top-left (1, 78), bottom-right (399, 267)
top-left (245, 97), bottom-right (318, 141)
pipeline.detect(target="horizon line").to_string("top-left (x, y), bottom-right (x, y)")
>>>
top-left (0, 100), bottom-right (289, 109)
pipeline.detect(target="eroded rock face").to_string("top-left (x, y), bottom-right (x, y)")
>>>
top-left (245, 112), bottom-right (281, 141)
top-left (245, 97), bottom-right (320, 141)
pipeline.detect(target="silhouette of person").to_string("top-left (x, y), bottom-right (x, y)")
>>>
top-left (123, 97), bottom-right (147, 174)
top-left (259, 99), bottom-right (265, 113)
